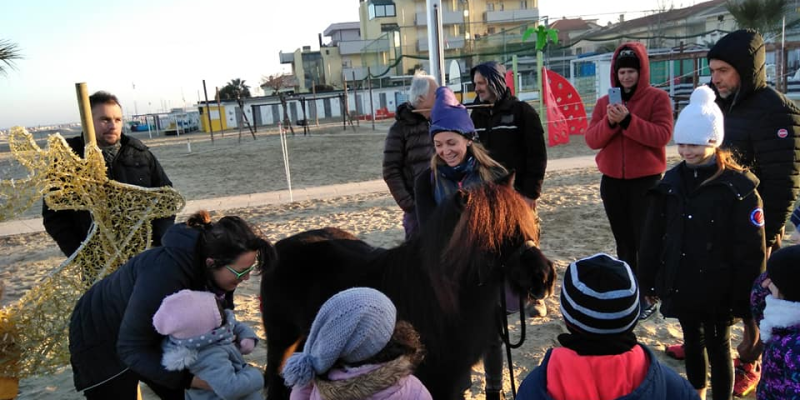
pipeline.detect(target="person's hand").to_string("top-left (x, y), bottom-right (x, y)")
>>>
top-left (239, 338), bottom-right (256, 355)
top-left (191, 376), bottom-right (212, 390)
top-left (606, 104), bottom-right (629, 124)
top-left (645, 295), bottom-right (659, 305)
top-left (761, 277), bottom-right (772, 289)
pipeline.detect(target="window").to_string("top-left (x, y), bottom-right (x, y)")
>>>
top-left (487, 2), bottom-right (494, 11)
top-left (488, 27), bottom-right (496, 34)
top-left (520, 0), bottom-right (527, 9)
top-left (499, 2), bottom-right (504, 11)
top-left (368, 1), bottom-right (396, 20)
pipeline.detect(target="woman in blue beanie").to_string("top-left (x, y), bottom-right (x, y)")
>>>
top-left (282, 287), bottom-right (432, 400)
top-left (414, 86), bottom-right (507, 227)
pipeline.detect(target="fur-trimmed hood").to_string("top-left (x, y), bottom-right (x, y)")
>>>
top-left (297, 356), bottom-right (431, 400)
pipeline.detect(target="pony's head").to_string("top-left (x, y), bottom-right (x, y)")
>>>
top-left (422, 173), bottom-right (556, 312)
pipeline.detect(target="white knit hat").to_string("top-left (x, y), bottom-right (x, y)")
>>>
top-left (673, 86), bottom-right (724, 147)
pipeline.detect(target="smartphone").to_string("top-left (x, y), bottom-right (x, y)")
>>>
top-left (608, 87), bottom-right (622, 105)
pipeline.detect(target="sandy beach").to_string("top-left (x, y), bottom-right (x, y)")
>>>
top-left (0, 123), bottom-right (766, 399)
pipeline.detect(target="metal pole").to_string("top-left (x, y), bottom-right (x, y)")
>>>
top-left (216, 87), bottom-right (225, 137)
top-left (312, 79), bottom-right (319, 126)
top-left (202, 80), bottom-right (214, 143)
top-left (352, 71), bottom-right (361, 126)
top-left (368, 67), bottom-right (375, 130)
top-left (426, 0), bottom-right (445, 85)
top-left (75, 83), bottom-right (97, 150)
top-left (782, 16), bottom-right (787, 92)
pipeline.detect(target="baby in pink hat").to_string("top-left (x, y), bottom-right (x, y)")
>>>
top-left (153, 289), bottom-right (263, 400)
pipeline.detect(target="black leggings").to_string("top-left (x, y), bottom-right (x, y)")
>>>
top-left (679, 319), bottom-right (733, 400)
top-left (83, 369), bottom-right (184, 400)
top-left (599, 174), bottom-right (661, 276)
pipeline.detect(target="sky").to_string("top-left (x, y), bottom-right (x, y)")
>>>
top-left (0, 0), bottom-right (683, 128)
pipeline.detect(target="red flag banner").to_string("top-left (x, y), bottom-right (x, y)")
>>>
top-left (505, 70), bottom-right (515, 97)
top-left (542, 67), bottom-right (588, 147)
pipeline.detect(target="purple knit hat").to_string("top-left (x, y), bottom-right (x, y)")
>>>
top-left (430, 86), bottom-right (477, 140)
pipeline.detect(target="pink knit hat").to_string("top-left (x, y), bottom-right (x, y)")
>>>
top-left (153, 290), bottom-right (223, 339)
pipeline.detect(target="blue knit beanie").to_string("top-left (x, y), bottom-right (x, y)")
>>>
top-left (281, 288), bottom-right (397, 388)
top-left (430, 86), bottom-right (477, 140)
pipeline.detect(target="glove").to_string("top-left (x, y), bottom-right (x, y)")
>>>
top-left (239, 338), bottom-right (256, 355)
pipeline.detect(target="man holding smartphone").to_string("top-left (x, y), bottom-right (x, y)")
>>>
top-left (585, 43), bottom-right (674, 321)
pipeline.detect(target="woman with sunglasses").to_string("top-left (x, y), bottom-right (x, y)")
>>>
top-left (68, 210), bottom-right (274, 399)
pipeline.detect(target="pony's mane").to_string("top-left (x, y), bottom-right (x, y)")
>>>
top-left (424, 181), bottom-right (540, 313)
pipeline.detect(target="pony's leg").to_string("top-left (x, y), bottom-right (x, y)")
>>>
top-left (265, 328), bottom-right (302, 400)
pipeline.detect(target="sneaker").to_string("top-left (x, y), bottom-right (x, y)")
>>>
top-left (525, 299), bottom-right (548, 318)
top-left (665, 344), bottom-right (685, 360)
top-left (638, 301), bottom-right (658, 321)
top-left (733, 359), bottom-right (761, 397)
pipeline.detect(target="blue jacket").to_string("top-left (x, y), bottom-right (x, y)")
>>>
top-left (516, 345), bottom-right (699, 400)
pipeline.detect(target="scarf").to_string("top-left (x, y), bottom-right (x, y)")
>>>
top-left (760, 295), bottom-right (800, 343)
top-left (433, 156), bottom-right (481, 204)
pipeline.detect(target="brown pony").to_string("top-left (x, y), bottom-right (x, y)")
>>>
top-left (260, 175), bottom-right (556, 399)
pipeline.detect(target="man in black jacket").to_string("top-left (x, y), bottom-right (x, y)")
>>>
top-left (468, 61), bottom-right (548, 400)
top-left (42, 91), bottom-right (175, 257)
top-left (470, 61), bottom-right (547, 205)
top-left (382, 72), bottom-right (436, 239)
top-left (706, 29), bottom-right (800, 396)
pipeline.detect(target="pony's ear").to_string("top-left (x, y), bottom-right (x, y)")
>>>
top-left (495, 171), bottom-right (516, 188)
top-left (454, 190), bottom-right (470, 209)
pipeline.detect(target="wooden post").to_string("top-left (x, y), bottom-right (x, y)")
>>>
top-left (75, 83), bottom-right (97, 150)
top-left (368, 67), bottom-right (375, 130)
top-left (202, 80), bottom-right (215, 143)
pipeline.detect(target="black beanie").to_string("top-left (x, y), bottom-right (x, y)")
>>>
top-left (615, 47), bottom-right (640, 71)
top-left (767, 245), bottom-right (800, 302)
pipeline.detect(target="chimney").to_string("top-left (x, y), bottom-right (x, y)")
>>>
top-left (319, 33), bottom-right (323, 48)
top-left (619, 14), bottom-right (625, 23)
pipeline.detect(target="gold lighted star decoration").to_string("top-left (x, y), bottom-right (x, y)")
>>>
top-left (0, 126), bottom-right (185, 378)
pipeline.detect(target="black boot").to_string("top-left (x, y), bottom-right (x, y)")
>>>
top-left (485, 390), bottom-right (506, 400)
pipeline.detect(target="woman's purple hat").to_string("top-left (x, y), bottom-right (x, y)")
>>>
top-left (430, 86), bottom-right (477, 141)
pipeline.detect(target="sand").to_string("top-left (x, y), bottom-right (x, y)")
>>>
top-left (0, 123), bottom-right (762, 399)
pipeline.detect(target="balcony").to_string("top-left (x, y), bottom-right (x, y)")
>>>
top-left (484, 9), bottom-right (538, 23)
top-left (417, 36), bottom-right (466, 52)
top-left (415, 10), bottom-right (465, 26)
top-left (279, 51), bottom-right (295, 64)
top-left (338, 39), bottom-right (390, 55)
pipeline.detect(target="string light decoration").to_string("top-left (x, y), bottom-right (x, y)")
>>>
top-left (0, 126), bottom-right (185, 378)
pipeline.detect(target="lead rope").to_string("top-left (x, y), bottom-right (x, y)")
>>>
top-left (498, 281), bottom-right (528, 399)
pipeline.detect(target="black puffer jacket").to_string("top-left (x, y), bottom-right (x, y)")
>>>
top-left (708, 29), bottom-right (800, 246)
top-left (68, 224), bottom-right (234, 391)
top-left (471, 91), bottom-right (547, 199)
top-left (42, 134), bottom-right (175, 256)
top-left (382, 103), bottom-right (434, 212)
top-left (639, 163), bottom-right (766, 322)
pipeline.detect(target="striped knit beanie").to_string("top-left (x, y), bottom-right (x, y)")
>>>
top-left (560, 253), bottom-right (640, 335)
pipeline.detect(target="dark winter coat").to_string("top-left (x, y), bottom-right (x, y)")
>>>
top-left (516, 345), bottom-right (699, 400)
top-left (584, 42), bottom-right (673, 180)
top-left (68, 223), bottom-right (235, 392)
top-left (756, 296), bottom-right (800, 399)
top-left (639, 162), bottom-right (766, 322)
top-left (42, 134), bottom-right (174, 256)
top-left (708, 29), bottom-right (800, 247)
top-left (382, 103), bottom-right (434, 212)
top-left (470, 91), bottom-right (547, 199)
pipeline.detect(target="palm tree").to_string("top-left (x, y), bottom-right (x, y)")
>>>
top-left (726, 0), bottom-right (789, 36)
top-left (0, 39), bottom-right (21, 76)
top-left (219, 78), bottom-right (251, 100)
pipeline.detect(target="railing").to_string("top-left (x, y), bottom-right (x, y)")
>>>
top-left (415, 10), bottom-right (465, 26)
top-left (484, 9), bottom-right (538, 23)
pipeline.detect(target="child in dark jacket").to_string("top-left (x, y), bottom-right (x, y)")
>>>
top-left (750, 245), bottom-right (800, 399)
top-left (282, 287), bottom-right (432, 400)
top-left (640, 86), bottom-right (766, 400)
top-left (517, 253), bottom-right (698, 400)
top-left (153, 289), bottom-right (263, 400)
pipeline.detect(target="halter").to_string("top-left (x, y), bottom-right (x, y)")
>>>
top-left (496, 239), bottom-right (537, 399)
